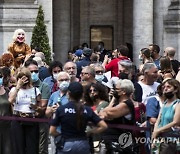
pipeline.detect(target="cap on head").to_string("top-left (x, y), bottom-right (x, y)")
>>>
top-left (75, 49), bottom-right (83, 57)
top-left (68, 82), bottom-right (83, 95)
top-left (83, 47), bottom-right (92, 57)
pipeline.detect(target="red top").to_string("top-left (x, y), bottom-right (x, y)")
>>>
top-left (105, 56), bottom-right (130, 77)
top-left (91, 106), bottom-right (96, 111)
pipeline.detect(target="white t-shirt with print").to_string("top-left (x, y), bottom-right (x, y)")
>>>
top-left (10, 87), bottom-right (41, 113)
top-left (138, 81), bottom-right (160, 105)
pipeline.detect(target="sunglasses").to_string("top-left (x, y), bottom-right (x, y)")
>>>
top-left (89, 89), bottom-right (97, 93)
top-left (96, 70), bottom-right (104, 74)
top-left (30, 70), bottom-right (39, 73)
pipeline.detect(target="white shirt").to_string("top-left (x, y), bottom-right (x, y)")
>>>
top-left (138, 81), bottom-right (160, 105)
top-left (10, 87), bottom-right (41, 113)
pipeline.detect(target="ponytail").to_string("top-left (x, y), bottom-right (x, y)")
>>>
top-left (69, 91), bottom-right (84, 130)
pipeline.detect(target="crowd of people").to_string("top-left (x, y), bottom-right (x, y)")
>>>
top-left (0, 28), bottom-right (180, 154)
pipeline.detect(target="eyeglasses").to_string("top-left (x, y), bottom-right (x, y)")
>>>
top-left (95, 70), bottom-right (104, 74)
top-left (30, 70), bottom-right (39, 73)
top-left (89, 89), bottom-right (97, 93)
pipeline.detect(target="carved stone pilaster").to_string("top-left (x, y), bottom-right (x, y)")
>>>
top-left (164, 0), bottom-right (180, 60)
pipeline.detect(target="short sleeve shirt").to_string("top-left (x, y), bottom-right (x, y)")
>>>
top-left (10, 87), bottom-right (41, 113)
top-left (33, 79), bottom-right (51, 100)
top-left (146, 96), bottom-right (161, 119)
top-left (138, 81), bottom-right (160, 105)
top-left (50, 101), bottom-right (102, 138)
top-left (48, 90), bottom-right (69, 106)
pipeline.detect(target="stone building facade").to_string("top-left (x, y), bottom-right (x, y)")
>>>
top-left (0, 0), bottom-right (179, 64)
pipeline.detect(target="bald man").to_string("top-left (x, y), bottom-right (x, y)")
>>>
top-left (164, 47), bottom-right (180, 74)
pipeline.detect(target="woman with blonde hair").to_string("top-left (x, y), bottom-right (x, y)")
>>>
top-left (8, 29), bottom-right (31, 68)
top-left (9, 67), bottom-right (41, 154)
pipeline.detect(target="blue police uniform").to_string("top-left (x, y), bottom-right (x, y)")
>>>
top-left (51, 101), bottom-right (102, 154)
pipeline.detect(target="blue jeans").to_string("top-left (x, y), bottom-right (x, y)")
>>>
top-left (57, 140), bottom-right (90, 154)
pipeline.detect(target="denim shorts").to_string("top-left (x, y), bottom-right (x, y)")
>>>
top-left (57, 140), bottom-right (90, 154)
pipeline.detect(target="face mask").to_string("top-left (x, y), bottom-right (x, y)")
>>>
top-left (95, 74), bottom-right (104, 82)
top-left (59, 81), bottom-right (70, 91)
top-left (53, 73), bottom-right (58, 80)
top-left (138, 55), bottom-right (143, 63)
top-left (0, 77), bottom-right (3, 86)
top-left (118, 72), bottom-right (129, 79)
top-left (113, 90), bottom-right (120, 100)
top-left (31, 72), bottom-right (39, 82)
top-left (164, 91), bottom-right (174, 99)
top-left (90, 95), bottom-right (99, 101)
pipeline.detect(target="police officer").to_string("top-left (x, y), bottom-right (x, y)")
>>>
top-left (50, 82), bottom-right (107, 154)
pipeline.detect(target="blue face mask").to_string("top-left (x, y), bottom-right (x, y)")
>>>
top-left (31, 72), bottom-right (39, 82)
top-left (0, 77), bottom-right (3, 86)
top-left (59, 81), bottom-right (70, 91)
top-left (95, 74), bottom-right (104, 82)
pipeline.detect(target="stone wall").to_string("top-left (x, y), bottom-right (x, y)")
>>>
top-left (0, 3), bottom-right (38, 53)
top-left (164, 0), bottom-right (180, 60)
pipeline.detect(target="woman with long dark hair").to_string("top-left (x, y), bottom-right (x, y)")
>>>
top-left (49, 82), bottom-right (107, 154)
top-left (84, 82), bottom-right (109, 113)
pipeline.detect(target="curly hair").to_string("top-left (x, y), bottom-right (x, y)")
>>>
top-left (84, 82), bottom-right (109, 106)
top-left (1, 53), bottom-right (14, 67)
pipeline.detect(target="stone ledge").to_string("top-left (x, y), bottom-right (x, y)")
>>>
top-left (0, 4), bottom-right (39, 9)
top-left (0, 18), bottom-right (49, 32)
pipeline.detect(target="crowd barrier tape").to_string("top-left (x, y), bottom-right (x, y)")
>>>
top-left (0, 116), bottom-right (150, 131)
top-left (108, 123), bottom-right (150, 132)
top-left (0, 116), bottom-right (179, 138)
top-left (0, 116), bottom-right (50, 123)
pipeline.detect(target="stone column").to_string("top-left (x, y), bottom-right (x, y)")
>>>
top-left (133, 0), bottom-right (153, 65)
top-left (53, 0), bottom-right (71, 63)
top-left (164, 0), bottom-right (180, 61)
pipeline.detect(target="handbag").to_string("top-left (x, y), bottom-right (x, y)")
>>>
top-left (139, 103), bottom-right (146, 123)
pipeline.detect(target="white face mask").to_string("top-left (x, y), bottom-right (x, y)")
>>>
top-left (53, 73), bottom-right (59, 80)
top-left (95, 74), bottom-right (104, 82)
top-left (59, 81), bottom-right (70, 91)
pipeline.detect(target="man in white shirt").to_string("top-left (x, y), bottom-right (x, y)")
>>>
top-left (138, 63), bottom-right (160, 105)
